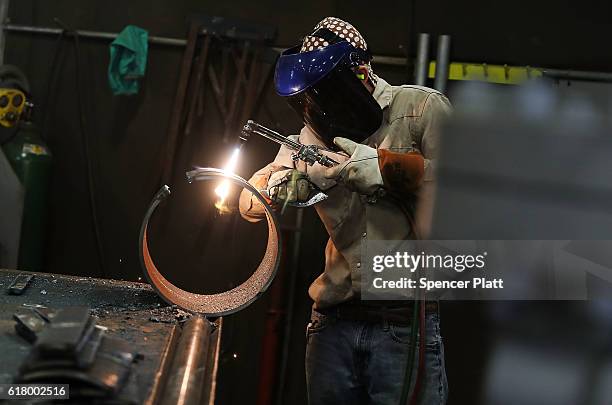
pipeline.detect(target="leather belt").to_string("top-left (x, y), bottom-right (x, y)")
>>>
top-left (318, 301), bottom-right (438, 325)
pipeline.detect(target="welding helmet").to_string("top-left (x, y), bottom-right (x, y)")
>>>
top-left (274, 29), bottom-right (383, 149)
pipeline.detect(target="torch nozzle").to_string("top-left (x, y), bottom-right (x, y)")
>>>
top-left (239, 129), bottom-right (250, 144)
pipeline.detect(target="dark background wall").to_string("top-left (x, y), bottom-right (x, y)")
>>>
top-left (8, 0), bottom-right (612, 281)
top-left (4, 1), bottom-right (612, 404)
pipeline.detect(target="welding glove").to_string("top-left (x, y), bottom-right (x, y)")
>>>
top-left (324, 137), bottom-right (384, 195)
top-left (266, 169), bottom-right (312, 205)
top-left (377, 149), bottom-right (425, 195)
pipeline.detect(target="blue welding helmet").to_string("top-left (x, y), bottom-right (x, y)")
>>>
top-left (274, 35), bottom-right (383, 149)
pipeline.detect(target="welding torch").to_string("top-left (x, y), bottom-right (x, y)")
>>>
top-left (240, 120), bottom-right (339, 167)
top-left (239, 120), bottom-right (339, 208)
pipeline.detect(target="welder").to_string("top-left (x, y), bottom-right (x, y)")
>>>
top-left (239, 17), bottom-right (452, 405)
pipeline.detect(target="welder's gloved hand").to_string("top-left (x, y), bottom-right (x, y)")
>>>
top-left (324, 137), bottom-right (383, 195)
top-left (266, 169), bottom-right (312, 206)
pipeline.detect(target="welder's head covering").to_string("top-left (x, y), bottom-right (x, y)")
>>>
top-left (300, 17), bottom-right (379, 86)
top-left (274, 17), bottom-right (383, 149)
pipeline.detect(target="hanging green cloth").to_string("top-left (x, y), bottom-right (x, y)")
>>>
top-left (108, 25), bottom-right (148, 95)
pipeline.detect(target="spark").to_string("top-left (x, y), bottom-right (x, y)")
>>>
top-left (214, 147), bottom-right (241, 213)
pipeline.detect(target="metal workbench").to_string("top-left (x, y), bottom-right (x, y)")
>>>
top-left (0, 268), bottom-right (220, 404)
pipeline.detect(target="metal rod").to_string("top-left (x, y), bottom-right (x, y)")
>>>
top-left (3, 23), bottom-right (188, 46)
top-left (414, 33), bottom-right (430, 86)
top-left (159, 315), bottom-right (213, 405)
top-left (371, 54), bottom-right (407, 66)
top-left (434, 34), bottom-right (451, 93)
top-left (540, 68), bottom-right (612, 83)
top-left (2, 22), bottom-right (408, 65)
top-left (0, 0), bottom-right (9, 65)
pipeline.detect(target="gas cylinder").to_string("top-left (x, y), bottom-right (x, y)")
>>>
top-left (2, 114), bottom-right (52, 271)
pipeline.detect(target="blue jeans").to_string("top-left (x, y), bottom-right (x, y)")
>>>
top-left (305, 307), bottom-right (448, 405)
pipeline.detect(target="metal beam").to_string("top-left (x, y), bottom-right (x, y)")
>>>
top-left (414, 33), bottom-right (430, 86)
top-left (4, 22), bottom-right (612, 83)
top-left (428, 61), bottom-right (543, 84)
top-left (426, 62), bottom-right (612, 84)
top-left (433, 35), bottom-right (451, 92)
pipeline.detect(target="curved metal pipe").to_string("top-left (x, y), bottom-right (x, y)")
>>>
top-left (139, 168), bottom-right (282, 316)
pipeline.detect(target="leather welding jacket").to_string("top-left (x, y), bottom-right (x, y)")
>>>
top-left (240, 78), bottom-right (452, 309)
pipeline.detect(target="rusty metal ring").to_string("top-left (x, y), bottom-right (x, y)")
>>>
top-left (139, 168), bottom-right (282, 316)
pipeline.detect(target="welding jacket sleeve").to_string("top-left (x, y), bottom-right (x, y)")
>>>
top-left (406, 92), bottom-right (453, 237)
top-left (380, 92), bottom-right (452, 197)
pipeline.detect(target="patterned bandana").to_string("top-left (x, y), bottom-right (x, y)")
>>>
top-left (300, 17), bottom-right (378, 86)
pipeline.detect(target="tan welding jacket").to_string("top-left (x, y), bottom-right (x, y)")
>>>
top-left (240, 78), bottom-right (452, 309)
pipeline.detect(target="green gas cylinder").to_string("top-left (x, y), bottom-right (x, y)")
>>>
top-left (2, 118), bottom-right (52, 271)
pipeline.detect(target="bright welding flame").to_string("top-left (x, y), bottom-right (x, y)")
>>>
top-left (214, 147), bottom-right (241, 213)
